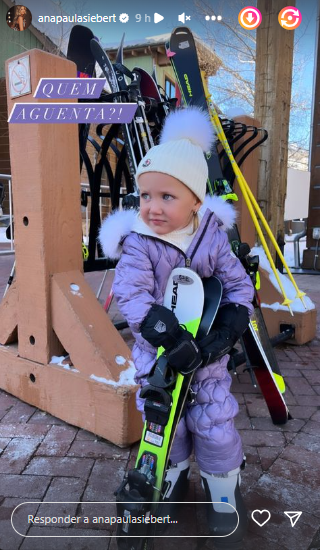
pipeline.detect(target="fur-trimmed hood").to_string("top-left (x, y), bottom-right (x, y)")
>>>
top-left (99, 194), bottom-right (237, 260)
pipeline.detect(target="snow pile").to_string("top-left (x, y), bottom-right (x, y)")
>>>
top-left (70, 284), bottom-right (82, 297)
top-left (50, 355), bottom-right (137, 386)
top-left (61, 364), bottom-right (80, 373)
top-left (50, 355), bottom-right (68, 366)
top-left (251, 246), bottom-right (315, 313)
top-left (115, 355), bottom-right (126, 365)
top-left (0, 227), bottom-right (9, 243)
top-left (283, 236), bottom-right (306, 268)
top-left (50, 356), bottom-right (79, 372)
top-left (90, 360), bottom-right (137, 387)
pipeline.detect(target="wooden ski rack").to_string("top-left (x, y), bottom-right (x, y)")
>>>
top-left (0, 49), bottom-right (142, 447)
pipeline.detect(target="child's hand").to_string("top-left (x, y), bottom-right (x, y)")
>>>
top-left (166, 328), bottom-right (203, 375)
top-left (197, 303), bottom-right (250, 366)
top-left (140, 304), bottom-right (180, 349)
top-left (197, 328), bottom-right (234, 366)
top-left (140, 304), bottom-right (203, 375)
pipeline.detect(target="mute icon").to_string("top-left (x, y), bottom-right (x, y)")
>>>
top-left (178, 12), bottom-right (191, 24)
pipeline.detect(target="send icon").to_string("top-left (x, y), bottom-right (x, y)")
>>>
top-left (284, 511), bottom-right (303, 527)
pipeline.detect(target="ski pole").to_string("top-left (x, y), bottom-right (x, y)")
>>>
top-left (207, 95), bottom-right (306, 308)
top-left (114, 63), bottom-right (151, 156)
top-left (3, 261), bottom-right (15, 297)
top-left (238, 173), bottom-right (306, 306)
top-left (204, 87), bottom-right (293, 312)
top-left (96, 269), bottom-right (108, 301)
top-left (216, 131), bottom-right (294, 313)
top-left (104, 287), bottom-right (114, 312)
top-left (221, 127), bottom-right (306, 306)
top-left (223, 128), bottom-right (305, 308)
top-left (202, 76), bottom-right (306, 312)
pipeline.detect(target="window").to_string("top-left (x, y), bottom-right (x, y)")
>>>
top-left (165, 77), bottom-right (175, 99)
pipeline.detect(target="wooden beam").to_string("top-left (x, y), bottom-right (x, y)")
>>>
top-left (1, 48), bottom-right (143, 447)
top-left (6, 49), bottom-right (83, 364)
top-left (255, 0), bottom-right (295, 254)
top-left (0, 282), bottom-right (17, 345)
top-left (0, 345), bottom-right (142, 447)
top-left (157, 53), bottom-right (169, 67)
top-left (51, 270), bottom-right (132, 380)
top-left (303, 5), bottom-right (320, 269)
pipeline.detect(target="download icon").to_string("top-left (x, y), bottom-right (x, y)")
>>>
top-left (238, 6), bottom-right (262, 29)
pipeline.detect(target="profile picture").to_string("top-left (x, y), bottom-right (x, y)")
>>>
top-left (6, 5), bottom-right (32, 31)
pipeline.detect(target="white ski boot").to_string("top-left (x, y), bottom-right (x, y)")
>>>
top-left (200, 462), bottom-right (247, 549)
top-left (157, 458), bottom-right (190, 532)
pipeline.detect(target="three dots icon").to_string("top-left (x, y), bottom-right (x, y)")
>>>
top-left (205, 15), bottom-right (222, 21)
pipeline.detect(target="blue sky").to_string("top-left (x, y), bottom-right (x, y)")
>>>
top-left (25, 0), bottom-right (319, 151)
top-left (30, 0), bottom-right (317, 53)
top-left (46, 0), bottom-right (317, 49)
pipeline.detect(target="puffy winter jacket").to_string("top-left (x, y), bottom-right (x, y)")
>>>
top-left (99, 195), bottom-right (254, 473)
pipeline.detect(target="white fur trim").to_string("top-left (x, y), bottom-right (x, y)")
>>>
top-left (98, 208), bottom-right (138, 260)
top-left (98, 195), bottom-right (236, 259)
top-left (200, 195), bottom-right (237, 230)
top-left (160, 107), bottom-right (215, 152)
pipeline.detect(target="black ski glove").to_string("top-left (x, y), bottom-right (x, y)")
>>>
top-left (140, 304), bottom-right (180, 349)
top-left (140, 304), bottom-right (203, 375)
top-left (196, 303), bottom-right (250, 367)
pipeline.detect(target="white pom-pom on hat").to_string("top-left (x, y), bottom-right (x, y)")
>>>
top-left (135, 106), bottom-right (216, 203)
top-left (160, 106), bottom-right (215, 152)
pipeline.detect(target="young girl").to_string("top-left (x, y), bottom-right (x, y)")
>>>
top-left (99, 107), bottom-right (254, 548)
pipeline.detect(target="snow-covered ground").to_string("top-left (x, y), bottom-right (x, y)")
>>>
top-left (0, 226), bottom-right (9, 243)
top-left (283, 235), bottom-right (307, 268)
top-left (251, 244), bottom-right (314, 313)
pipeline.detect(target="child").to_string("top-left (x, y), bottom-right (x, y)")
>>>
top-left (99, 107), bottom-right (254, 548)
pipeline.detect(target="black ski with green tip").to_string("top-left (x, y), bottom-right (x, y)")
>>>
top-left (166, 27), bottom-right (223, 184)
top-left (167, 26), bottom-right (290, 425)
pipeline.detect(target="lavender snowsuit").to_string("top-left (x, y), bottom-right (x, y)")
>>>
top-left (99, 195), bottom-right (254, 474)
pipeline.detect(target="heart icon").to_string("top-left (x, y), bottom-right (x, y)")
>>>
top-left (251, 509), bottom-right (271, 527)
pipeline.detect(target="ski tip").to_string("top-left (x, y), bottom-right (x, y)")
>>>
top-left (166, 49), bottom-right (176, 58)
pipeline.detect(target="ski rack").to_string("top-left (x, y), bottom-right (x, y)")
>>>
top-left (79, 103), bottom-right (265, 272)
top-left (80, 41), bottom-right (174, 272)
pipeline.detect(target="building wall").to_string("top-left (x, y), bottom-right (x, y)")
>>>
top-left (121, 55), bottom-right (175, 90)
top-left (123, 56), bottom-right (153, 75)
top-left (284, 168), bottom-right (311, 221)
top-left (0, 79), bottom-right (9, 173)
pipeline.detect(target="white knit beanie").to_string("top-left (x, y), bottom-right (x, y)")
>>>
top-left (135, 107), bottom-right (215, 203)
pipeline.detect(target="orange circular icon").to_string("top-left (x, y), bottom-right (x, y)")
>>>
top-left (238, 6), bottom-right (262, 30)
top-left (278, 6), bottom-right (302, 30)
